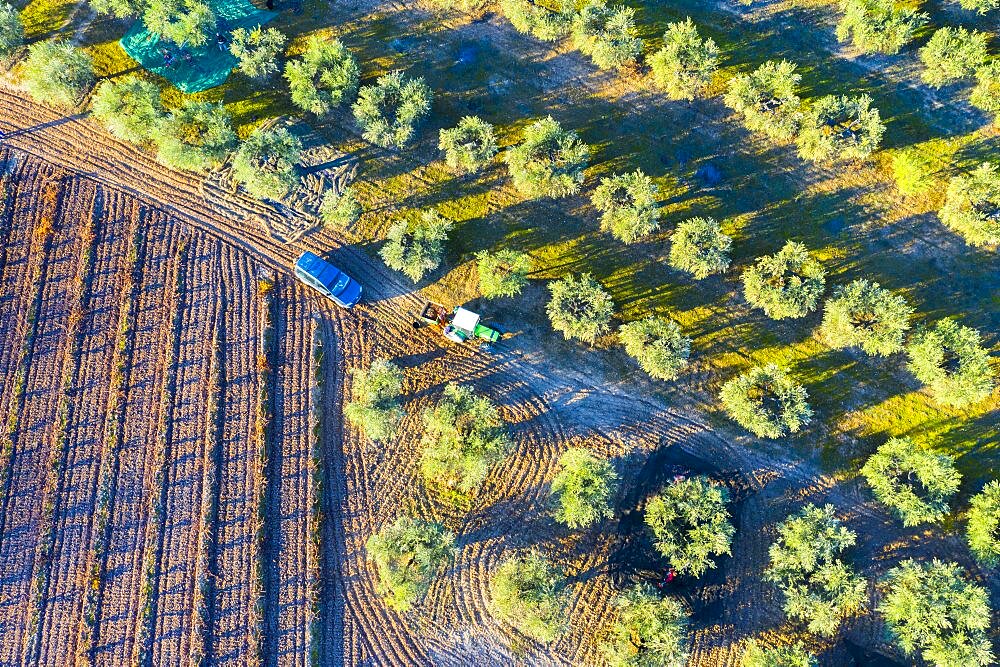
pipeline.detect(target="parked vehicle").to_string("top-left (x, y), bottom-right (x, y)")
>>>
top-left (294, 251), bottom-right (362, 308)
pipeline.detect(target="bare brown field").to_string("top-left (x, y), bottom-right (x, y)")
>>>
top-left (0, 88), bottom-right (995, 667)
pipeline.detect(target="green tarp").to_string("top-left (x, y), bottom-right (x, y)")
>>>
top-left (120, 0), bottom-right (276, 93)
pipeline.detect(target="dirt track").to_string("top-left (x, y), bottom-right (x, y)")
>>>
top-left (0, 90), bottom-right (995, 666)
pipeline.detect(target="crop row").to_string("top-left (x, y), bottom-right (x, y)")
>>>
top-left (308, 325), bottom-right (326, 666)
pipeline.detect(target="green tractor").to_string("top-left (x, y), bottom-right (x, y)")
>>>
top-left (418, 302), bottom-right (501, 345)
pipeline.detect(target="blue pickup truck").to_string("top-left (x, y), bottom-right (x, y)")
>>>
top-left (294, 251), bottom-right (362, 308)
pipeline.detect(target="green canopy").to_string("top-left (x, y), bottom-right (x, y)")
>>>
top-left (120, 0), bottom-right (276, 93)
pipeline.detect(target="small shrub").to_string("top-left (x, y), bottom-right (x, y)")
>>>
top-left (600, 584), bottom-right (689, 667)
top-left (971, 62), bottom-right (1000, 122)
top-left (720, 364), bottom-right (811, 439)
top-left (906, 318), bottom-right (994, 407)
top-left (618, 316), bottom-right (691, 381)
top-left (379, 210), bottom-right (452, 282)
top-left (742, 241), bottom-right (826, 320)
top-left (284, 36), bottom-right (359, 116)
top-left (366, 515), bottom-right (455, 611)
top-left (500, 0), bottom-right (573, 41)
top-left (644, 476), bottom-right (734, 577)
top-left (571, 1), bottom-right (642, 71)
top-left (669, 217), bottom-right (732, 279)
top-left (919, 27), bottom-right (988, 88)
top-left (230, 26), bottom-right (286, 81)
top-left (90, 77), bottom-right (164, 144)
top-left (231, 127), bottom-right (302, 200)
top-left (766, 504), bottom-right (866, 637)
top-left (546, 273), bottom-right (614, 344)
top-left (939, 161), bottom-right (1000, 247)
top-left (490, 551), bottom-right (569, 643)
top-left (820, 279), bottom-right (912, 356)
top-left (861, 437), bottom-right (960, 526)
top-left (153, 100), bottom-right (236, 172)
top-left (419, 384), bottom-right (511, 496)
top-left (591, 170), bottom-right (660, 244)
top-left (967, 481), bottom-right (1000, 566)
top-left (438, 116), bottom-right (498, 174)
top-left (880, 559), bottom-right (994, 667)
top-left (891, 148), bottom-right (935, 195)
top-left (741, 641), bottom-right (817, 667)
top-left (344, 359), bottom-right (405, 442)
top-left (550, 448), bottom-right (617, 529)
top-left (353, 71), bottom-right (432, 149)
top-left (318, 186), bottom-right (361, 229)
top-left (0, 2), bottom-right (24, 62)
top-left (22, 41), bottom-right (94, 108)
top-left (143, 0), bottom-right (216, 48)
top-left (836, 0), bottom-right (926, 54)
top-left (476, 249), bottom-right (532, 299)
top-left (505, 116), bottom-right (589, 199)
top-left (648, 18), bottom-right (719, 101)
top-left (724, 60), bottom-right (801, 141)
top-left (796, 94), bottom-right (884, 163)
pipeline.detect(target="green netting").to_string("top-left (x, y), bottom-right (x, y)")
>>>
top-left (120, 0), bottom-right (276, 93)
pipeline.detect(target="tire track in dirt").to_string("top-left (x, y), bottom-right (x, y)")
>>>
top-left (151, 237), bottom-right (218, 667)
top-left (211, 248), bottom-right (263, 666)
top-left (92, 210), bottom-right (179, 666)
top-left (0, 171), bottom-right (79, 664)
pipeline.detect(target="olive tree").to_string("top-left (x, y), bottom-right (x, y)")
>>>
top-left (550, 448), bottom-right (618, 529)
top-left (967, 481), bottom-right (1000, 566)
top-left (344, 359), bottom-right (405, 442)
top-left (379, 210), bottom-right (452, 282)
top-left (92, 0), bottom-right (144, 18)
top-left (907, 318), bottom-right (994, 407)
top-left (353, 71), bottom-right (432, 149)
top-left (571, 1), bottom-right (641, 71)
top-left (724, 60), bottom-right (801, 141)
top-left (505, 116), bottom-right (589, 199)
top-left (971, 62), bottom-right (1000, 122)
top-left (153, 100), bottom-right (235, 172)
top-left (22, 41), bottom-right (94, 109)
top-left (319, 186), bottom-right (361, 229)
top-left (143, 0), bottom-right (216, 48)
top-left (231, 127), bottom-right (302, 200)
top-left (819, 279), bottom-right (912, 356)
top-left (720, 364), bottom-right (812, 439)
top-left (230, 26), bottom-right (286, 81)
top-left (618, 316), bottom-right (691, 381)
top-left (90, 77), bottom-right (164, 144)
top-left (880, 559), bottom-right (994, 667)
top-left (366, 515), bottom-right (455, 611)
top-left (669, 217), bottom-right (732, 279)
top-left (742, 641), bottom-right (817, 667)
top-left (0, 2), bottom-right (24, 63)
top-left (592, 170), bottom-right (660, 244)
top-left (546, 273), bottom-right (614, 344)
top-left (438, 116), bottom-right (498, 175)
top-left (476, 248), bottom-right (532, 299)
top-left (939, 162), bottom-right (1000, 247)
top-left (861, 437), bottom-right (960, 526)
top-left (959, 0), bottom-right (998, 12)
top-left (284, 36), bottom-right (359, 116)
top-left (644, 476), bottom-right (734, 577)
top-left (742, 241), bottom-right (826, 320)
top-left (919, 27), bottom-right (988, 88)
top-left (499, 0), bottom-right (573, 41)
top-left (766, 504), bottom-right (866, 637)
top-left (836, 0), bottom-right (926, 55)
top-left (600, 584), bottom-right (689, 667)
top-left (648, 18), bottom-right (719, 101)
top-left (420, 383), bottom-right (512, 496)
top-left (490, 551), bottom-right (569, 643)
top-left (796, 95), bottom-right (884, 163)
